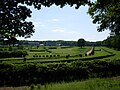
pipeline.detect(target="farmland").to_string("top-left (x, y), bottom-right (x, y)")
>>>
top-left (0, 46), bottom-right (120, 89)
top-left (0, 46), bottom-right (118, 64)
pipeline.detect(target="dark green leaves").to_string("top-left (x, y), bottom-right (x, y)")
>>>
top-left (88, 0), bottom-right (120, 35)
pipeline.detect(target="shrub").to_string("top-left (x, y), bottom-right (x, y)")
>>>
top-left (8, 46), bottom-right (13, 51)
top-left (85, 53), bottom-right (87, 56)
top-left (66, 55), bottom-right (70, 59)
top-left (18, 46), bottom-right (24, 50)
top-left (57, 55), bottom-right (60, 57)
top-left (4, 48), bottom-right (7, 51)
top-left (50, 55), bottom-right (52, 57)
top-left (79, 54), bottom-right (82, 57)
top-left (46, 55), bottom-right (49, 57)
top-left (23, 58), bottom-right (26, 62)
top-left (33, 55), bottom-right (35, 58)
top-left (0, 51), bottom-right (28, 58)
top-left (53, 55), bottom-right (56, 57)
top-left (0, 59), bottom-right (120, 86)
top-left (36, 55), bottom-right (38, 58)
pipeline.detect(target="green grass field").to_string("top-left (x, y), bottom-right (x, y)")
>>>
top-left (0, 46), bottom-right (120, 90)
top-left (33, 78), bottom-right (120, 90)
top-left (1, 46), bottom-right (120, 64)
top-left (1, 77), bottom-right (119, 90)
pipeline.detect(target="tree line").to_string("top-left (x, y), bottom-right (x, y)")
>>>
top-left (102, 35), bottom-right (120, 50)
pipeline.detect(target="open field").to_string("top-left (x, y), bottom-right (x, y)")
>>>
top-left (0, 46), bottom-right (119, 64)
top-left (30, 77), bottom-right (120, 90)
top-left (0, 46), bottom-right (120, 88)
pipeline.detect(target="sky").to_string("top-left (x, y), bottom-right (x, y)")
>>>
top-left (18, 4), bottom-right (110, 42)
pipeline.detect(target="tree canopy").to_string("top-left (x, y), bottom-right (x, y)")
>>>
top-left (77, 38), bottom-right (86, 48)
top-left (88, 0), bottom-right (120, 35)
top-left (1, 0), bottom-right (120, 42)
top-left (0, 0), bottom-right (91, 41)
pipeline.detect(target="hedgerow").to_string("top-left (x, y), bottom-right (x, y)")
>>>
top-left (0, 51), bottom-right (28, 58)
top-left (0, 59), bottom-right (120, 86)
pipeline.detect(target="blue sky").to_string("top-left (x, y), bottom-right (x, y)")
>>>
top-left (18, 5), bottom-right (110, 41)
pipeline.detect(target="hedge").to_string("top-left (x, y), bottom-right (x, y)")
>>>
top-left (0, 59), bottom-right (120, 86)
top-left (0, 51), bottom-right (28, 58)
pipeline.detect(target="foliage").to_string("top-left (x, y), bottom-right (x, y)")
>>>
top-left (0, 59), bottom-right (120, 86)
top-left (0, 51), bottom-right (28, 58)
top-left (88, 0), bottom-right (120, 35)
top-left (103, 35), bottom-right (120, 50)
top-left (77, 38), bottom-right (86, 48)
top-left (31, 78), bottom-right (120, 90)
top-left (0, 0), bottom-right (34, 40)
top-left (0, 0), bottom-right (91, 40)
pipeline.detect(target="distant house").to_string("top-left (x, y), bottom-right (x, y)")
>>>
top-left (45, 41), bottom-right (57, 46)
top-left (40, 44), bottom-right (44, 46)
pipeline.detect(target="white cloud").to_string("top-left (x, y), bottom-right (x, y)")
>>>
top-left (32, 21), bottom-right (46, 29)
top-left (52, 27), bottom-right (75, 34)
top-left (52, 19), bottom-right (59, 22)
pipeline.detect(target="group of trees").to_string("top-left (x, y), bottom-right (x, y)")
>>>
top-left (103, 35), bottom-right (120, 50)
top-left (1, 0), bottom-right (120, 45)
top-left (88, 0), bottom-right (120, 49)
top-left (0, 0), bottom-right (90, 44)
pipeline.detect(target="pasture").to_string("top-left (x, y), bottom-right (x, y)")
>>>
top-left (0, 46), bottom-right (119, 64)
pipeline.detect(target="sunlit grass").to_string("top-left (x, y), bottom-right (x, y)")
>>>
top-left (1, 46), bottom-right (120, 64)
top-left (1, 78), bottom-right (119, 90)
top-left (28, 78), bottom-right (120, 90)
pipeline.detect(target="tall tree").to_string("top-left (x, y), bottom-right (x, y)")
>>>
top-left (0, 0), bottom-right (35, 40)
top-left (88, 0), bottom-right (120, 35)
top-left (77, 38), bottom-right (86, 48)
top-left (0, 0), bottom-right (91, 41)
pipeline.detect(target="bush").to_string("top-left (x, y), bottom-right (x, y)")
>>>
top-left (66, 55), bottom-right (70, 59)
top-left (33, 55), bottom-right (35, 58)
top-left (50, 55), bottom-right (52, 57)
top-left (18, 46), bottom-right (24, 50)
top-left (85, 53), bottom-right (87, 56)
top-left (23, 58), bottom-right (26, 62)
top-left (36, 55), bottom-right (38, 58)
top-left (8, 46), bottom-right (12, 51)
top-left (46, 55), bottom-right (49, 57)
top-left (79, 54), bottom-right (82, 57)
top-left (0, 51), bottom-right (28, 58)
top-left (53, 55), bottom-right (56, 57)
top-left (4, 48), bottom-right (7, 51)
top-left (0, 59), bottom-right (120, 86)
top-left (57, 55), bottom-right (60, 57)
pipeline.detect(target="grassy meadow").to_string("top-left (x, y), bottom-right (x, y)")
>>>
top-left (1, 77), bottom-right (120, 90)
top-left (1, 46), bottom-right (119, 64)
